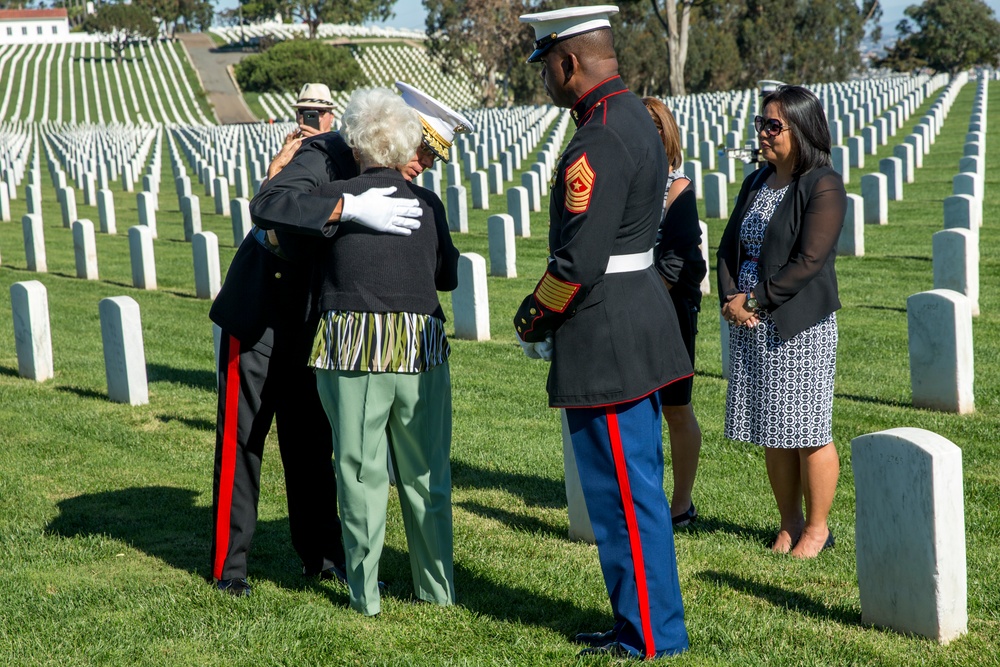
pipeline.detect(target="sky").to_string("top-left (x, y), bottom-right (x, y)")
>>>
top-left (215, 0), bottom-right (1000, 35)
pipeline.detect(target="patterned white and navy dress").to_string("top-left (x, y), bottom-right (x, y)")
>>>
top-left (724, 183), bottom-right (837, 448)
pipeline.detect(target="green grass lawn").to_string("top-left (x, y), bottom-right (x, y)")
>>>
top-left (0, 79), bottom-right (998, 665)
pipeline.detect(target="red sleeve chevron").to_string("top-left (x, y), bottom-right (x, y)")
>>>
top-left (564, 153), bottom-right (595, 214)
top-left (534, 270), bottom-right (580, 313)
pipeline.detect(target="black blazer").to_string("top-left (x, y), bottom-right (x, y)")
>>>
top-left (210, 133), bottom-right (359, 363)
top-left (717, 164), bottom-right (847, 341)
top-left (655, 179), bottom-right (707, 306)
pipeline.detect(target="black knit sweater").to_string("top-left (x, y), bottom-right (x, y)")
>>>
top-left (310, 168), bottom-right (459, 319)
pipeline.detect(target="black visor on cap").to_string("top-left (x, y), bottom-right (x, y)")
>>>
top-left (528, 32), bottom-right (560, 63)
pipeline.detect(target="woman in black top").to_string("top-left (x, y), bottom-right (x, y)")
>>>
top-left (643, 97), bottom-right (706, 528)
top-left (717, 85), bottom-right (846, 559)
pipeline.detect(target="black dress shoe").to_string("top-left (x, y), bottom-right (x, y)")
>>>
top-left (573, 629), bottom-right (618, 647)
top-left (577, 641), bottom-right (635, 659)
top-left (672, 503), bottom-right (697, 527)
top-left (308, 564), bottom-right (386, 592)
top-left (318, 564), bottom-right (349, 585)
top-left (216, 577), bottom-right (251, 597)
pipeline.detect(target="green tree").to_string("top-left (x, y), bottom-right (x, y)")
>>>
top-left (236, 0), bottom-right (393, 39)
top-left (649, 0), bottom-right (697, 96)
top-left (424, 0), bottom-right (538, 107)
top-left (82, 2), bottom-right (159, 64)
top-left (682, 1), bottom-right (741, 94)
top-left (234, 38), bottom-right (367, 93)
top-left (612, 0), bottom-right (670, 98)
top-left (879, 0), bottom-right (1000, 74)
top-left (133, 0), bottom-right (213, 36)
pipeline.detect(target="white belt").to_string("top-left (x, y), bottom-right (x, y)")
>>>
top-left (605, 249), bottom-right (653, 274)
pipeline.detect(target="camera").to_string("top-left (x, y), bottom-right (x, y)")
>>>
top-left (302, 109), bottom-right (321, 131)
top-left (720, 143), bottom-right (763, 164)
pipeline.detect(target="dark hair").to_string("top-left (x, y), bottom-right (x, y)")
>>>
top-left (641, 97), bottom-right (683, 171)
top-left (761, 85), bottom-right (831, 175)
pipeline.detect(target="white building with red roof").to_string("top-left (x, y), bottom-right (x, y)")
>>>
top-left (0, 8), bottom-right (71, 43)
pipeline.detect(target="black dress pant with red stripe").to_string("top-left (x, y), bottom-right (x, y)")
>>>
top-left (211, 328), bottom-right (344, 581)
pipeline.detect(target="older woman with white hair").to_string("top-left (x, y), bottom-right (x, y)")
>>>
top-left (308, 87), bottom-right (460, 616)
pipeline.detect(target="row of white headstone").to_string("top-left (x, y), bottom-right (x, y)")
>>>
top-left (9, 280), bottom-right (149, 405)
top-left (0, 41), bottom-right (211, 125)
top-left (850, 83), bottom-right (982, 636)
top-left (908, 74), bottom-right (988, 416)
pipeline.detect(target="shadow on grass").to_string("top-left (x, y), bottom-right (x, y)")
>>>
top-left (456, 500), bottom-right (565, 539)
top-left (163, 289), bottom-right (199, 300)
top-left (696, 570), bottom-right (863, 627)
top-left (148, 363), bottom-right (216, 391)
top-left (835, 392), bottom-right (910, 408)
top-left (157, 414), bottom-right (214, 431)
top-left (882, 255), bottom-right (932, 262)
top-left (44, 485), bottom-right (317, 592)
top-left (450, 560), bottom-right (607, 639)
top-left (56, 385), bottom-right (108, 401)
top-left (682, 515), bottom-right (774, 547)
top-left (853, 304), bottom-right (907, 313)
top-left (45, 486), bottom-right (594, 632)
top-left (0, 365), bottom-right (20, 378)
top-left (451, 460), bottom-right (566, 509)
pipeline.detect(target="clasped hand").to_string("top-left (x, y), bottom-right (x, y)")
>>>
top-left (341, 187), bottom-right (422, 236)
top-left (721, 292), bottom-right (760, 328)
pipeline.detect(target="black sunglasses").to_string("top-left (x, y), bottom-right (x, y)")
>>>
top-left (754, 115), bottom-right (792, 137)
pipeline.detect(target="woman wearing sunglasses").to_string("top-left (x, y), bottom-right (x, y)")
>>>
top-left (716, 85), bottom-right (847, 559)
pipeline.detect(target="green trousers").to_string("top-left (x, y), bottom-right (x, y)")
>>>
top-left (316, 362), bottom-right (455, 615)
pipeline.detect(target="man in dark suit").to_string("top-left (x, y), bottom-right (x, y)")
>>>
top-left (515, 6), bottom-right (691, 659)
top-left (209, 84), bottom-right (421, 597)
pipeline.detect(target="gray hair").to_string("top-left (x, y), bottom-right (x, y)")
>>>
top-left (341, 87), bottom-right (421, 169)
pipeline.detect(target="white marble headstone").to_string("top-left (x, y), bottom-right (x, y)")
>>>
top-left (487, 214), bottom-right (516, 278)
top-left (507, 187), bottom-right (530, 237)
top-left (446, 184), bottom-right (468, 233)
top-left (852, 427), bottom-right (967, 644)
top-left (128, 225), bottom-right (157, 290)
top-left (933, 229), bottom-right (979, 316)
top-left (99, 296), bottom-right (149, 406)
top-left (861, 173), bottom-right (888, 225)
top-left (839, 193), bottom-right (864, 257)
top-left (452, 253), bottom-right (490, 341)
top-left (907, 289), bottom-right (974, 414)
top-left (193, 231), bottom-right (221, 300)
top-left (72, 219), bottom-right (99, 280)
top-left (229, 198), bottom-right (251, 246)
top-left (10, 280), bottom-right (53, 382)
top-left (181, 195), bottom-right (202, 241)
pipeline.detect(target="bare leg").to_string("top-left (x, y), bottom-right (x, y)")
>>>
top-left (663, 403), bottom-right (701, 518)
top-left (764, 447), bottom-right (804, 553)
top-left (791, 442), bottom-right (839, 559)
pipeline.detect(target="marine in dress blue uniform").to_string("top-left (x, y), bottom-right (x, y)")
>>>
top-left (515, 5), bottom-right (691, 659)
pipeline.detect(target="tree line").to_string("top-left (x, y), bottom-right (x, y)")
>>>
top-left (58, 0), bottom-right (1000, 105)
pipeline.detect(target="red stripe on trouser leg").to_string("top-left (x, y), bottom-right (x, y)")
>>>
top-left (605, 406), bottom-right (655, 658)
top-left (213, 335), bottom-right (242, 580)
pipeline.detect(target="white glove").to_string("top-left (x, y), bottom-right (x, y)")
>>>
top-left (340, 187), bottom-right (422, 236)
top-left (519, 337), bottom-right (541, 359)
top-left (535, 334), bottom-right (554, 361)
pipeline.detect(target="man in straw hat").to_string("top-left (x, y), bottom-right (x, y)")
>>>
top-left (208, 82), bottom-right (347, 598)
top-left (514, 5), bottom-right (690, 659)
